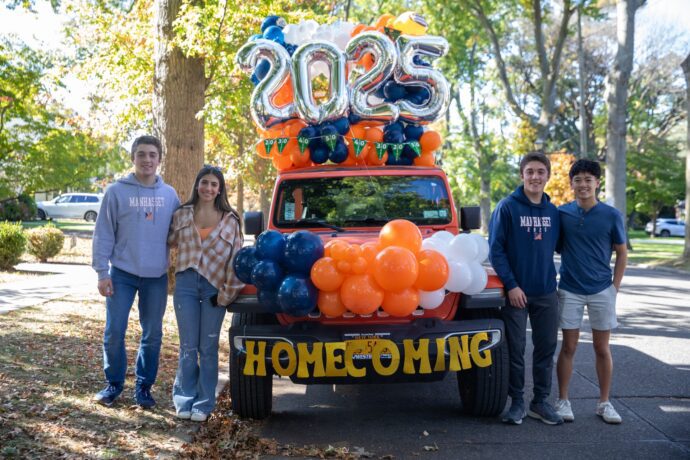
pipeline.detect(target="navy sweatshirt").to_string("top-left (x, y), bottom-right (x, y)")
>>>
top-left (488, 185), bottom-right (559, 297)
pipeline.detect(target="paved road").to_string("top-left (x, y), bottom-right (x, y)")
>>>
top-left (256, 266), bottom-right (690, 459)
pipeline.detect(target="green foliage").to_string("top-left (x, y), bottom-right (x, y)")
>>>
top-left (26, 222), bottom-right (65, 262)
top-left (0, 221), bottom-right (27, 270)
top-left (0, 194), bottom-right (36, 221)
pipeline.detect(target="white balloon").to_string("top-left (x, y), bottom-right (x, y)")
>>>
top-left (444, 260), bottom-right (472, 293)
top-left (448, 233), bottom-right (479, 262)
top-left (419, 288), bottom-right (446, 309)
top-left (463, 262), bottom-right (488, 295)
top-left (432, 230), bottom-right (454, 243)
top-left (283, 24), bottom-right (299, 45)
top-left (421, 237), bottom-right (442, 252)
top-left (469, 233), bottom-right (490, 263)
top-left (310, 60), bottom-right (330, 78)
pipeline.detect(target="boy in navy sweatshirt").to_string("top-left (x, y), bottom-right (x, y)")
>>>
top-left (489, 151), bottom-right (563, 425)
top-left (92, 135), bottom-right (180, 408)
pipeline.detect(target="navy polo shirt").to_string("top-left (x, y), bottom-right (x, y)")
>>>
top-left (558, 201), bottom-right (626, 295)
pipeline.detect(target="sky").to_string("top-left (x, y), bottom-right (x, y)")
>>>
top-left (1, 0), bottom-right (690, 117)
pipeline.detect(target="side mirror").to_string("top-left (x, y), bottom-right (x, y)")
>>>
top-left (244, 211), bottom-right (264, 237)
top-left (460, 206), bottom-right (481, 231)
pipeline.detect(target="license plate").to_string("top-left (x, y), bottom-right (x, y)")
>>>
top-left (343, 333), bottom-right (393, 360)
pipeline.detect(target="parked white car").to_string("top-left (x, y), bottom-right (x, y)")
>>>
top-left (37, 193), bottom-right (103, 222)
top-left (645, 218), bottom-right (686, 237)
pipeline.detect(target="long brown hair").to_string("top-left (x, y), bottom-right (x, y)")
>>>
top-left (181, 165), bottom-right (239, 219)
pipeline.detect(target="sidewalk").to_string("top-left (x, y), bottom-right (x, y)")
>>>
top-left (0, 262), bottom-right (96, 315)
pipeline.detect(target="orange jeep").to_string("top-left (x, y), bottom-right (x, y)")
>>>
top-left (227, 165), bottom-right (508, 419)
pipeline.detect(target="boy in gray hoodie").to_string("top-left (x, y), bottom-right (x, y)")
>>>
top-left (92, 135), bottom-right (180, 408)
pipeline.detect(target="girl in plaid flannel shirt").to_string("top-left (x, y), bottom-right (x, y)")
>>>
top-left (168, 165), bottom-right (244, 422)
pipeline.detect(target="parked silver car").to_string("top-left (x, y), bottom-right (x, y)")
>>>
top-left (37, 193), bottom-right (103, 222)
top-left (645, 218), bottom-right (686, 237)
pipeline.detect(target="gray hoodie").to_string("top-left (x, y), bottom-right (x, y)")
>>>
top-left (92, 173), bottom-right (180, 280)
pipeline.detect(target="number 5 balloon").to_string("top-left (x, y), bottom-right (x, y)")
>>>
top-left (346, 31), bottom-right (399, 122)
top-left (394, 35), bottom-right (451, 124)
top-left (236, 39), bottom-right (296, 130)
top-left (291, 41), bottom-right (349, 125)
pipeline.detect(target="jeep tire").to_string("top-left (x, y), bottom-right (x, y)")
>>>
top-left (229, 312), bottom-right (275, 419)
top-left (456, 308), bottom-right (509, 416)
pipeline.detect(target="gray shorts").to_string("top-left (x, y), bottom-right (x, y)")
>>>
top-left (558, 285), bottom-right (618, 331)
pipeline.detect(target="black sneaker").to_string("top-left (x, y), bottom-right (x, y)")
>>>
top-left (528, 400), bottom-right (564, 425)
top-left (135, 385), bottom-right (156, 409)
top-left (502, 399), bottom-right (527, 425)
top-left (94, 383), bottom-right (123, 407)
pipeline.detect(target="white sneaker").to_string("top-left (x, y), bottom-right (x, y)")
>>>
top-left (596, 401), bottom-right (622, 424)
top-left (176, 411), bottom-right (191, 420)
top-left (190, 411), bottom-right (208, 422)
top-left (555, 399), bottom-right (574, 422)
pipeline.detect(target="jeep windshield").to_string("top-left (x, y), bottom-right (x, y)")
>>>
top-left (274, 175), bottom-right (452, 229)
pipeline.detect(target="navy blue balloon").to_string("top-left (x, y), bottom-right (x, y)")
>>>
top-left (282, 230), bottom-right (325, 274)
top-left (261, 15), bottom-right (286, 32)
top-left (251, 259), bottom-right (284, 291)
top-left (402, 143), bottom-right (418, 159)
top-left (255, 230), bottom-right (286, 262)
top-left (278, 276), bottom-right (317, 316)
top-left (386, 121), bottom-right (404, 133)
top-left (398, 154), bottom-right (414, 166)
top-left (384, 129), bottom-right (405, 144)
top-left (413, 55), bottom-right (431, 67)
top-left (328, 138), bottom-right (348, 163)
top-left (233, 246), bottom-right (259, 284)
top-left (285, 43), bottom-right (297, 55)
top-left (386, 152), bottom-right (400, 165)
top-left (332, 117), bottom-right (350, 135)
top-left (299, 126), bottom-right (318, 140)
top-left (310, 145), bottom-right (329, 164)
top-left (404, 124), bottom-right (424, 141)
top-left (374, 85), bottom-right (386, 99)
top-left (348, 112), bottom-right (362, 125)
top-left (263, 25), bottom-right (284, 44)
top-left (319, 124), bottom-right (338, 138)
top-left (383, 81), bottom-right (406, 101)
top-left (309, 137), bottom-right (324, 152)
top-left (256, 59), bottom-right (270, 80)
top-left (257, 289), bottom-right (281, 312)
top-left (251, 73), bottom-right (260, 85)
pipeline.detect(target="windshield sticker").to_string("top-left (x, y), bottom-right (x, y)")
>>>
top-left (423, 210), bottom-right (440, 218)
top-left (284, 202), bottom-right (295, 220)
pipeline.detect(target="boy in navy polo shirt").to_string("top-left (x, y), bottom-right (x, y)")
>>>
top-left (555, 159), bottom-right (627, 424)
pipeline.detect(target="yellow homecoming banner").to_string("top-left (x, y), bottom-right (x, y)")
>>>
top-left (242, 334), bottom-right (493, 378)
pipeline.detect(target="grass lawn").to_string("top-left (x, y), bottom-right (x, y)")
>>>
top-left (21, 220), bottom-right (95, 234)
top-left (627, 230), bottom-right (686, 267)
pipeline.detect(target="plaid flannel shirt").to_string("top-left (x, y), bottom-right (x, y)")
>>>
top-left (168, 205), bottom-right (245, 306)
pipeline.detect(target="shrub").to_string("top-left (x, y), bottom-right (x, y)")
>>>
top-left (0, 221), bottom-right (27, 270)
top-left (0, 194), bottom-right (37, 221)
top-left (26, 223), bottom-right (65, 263)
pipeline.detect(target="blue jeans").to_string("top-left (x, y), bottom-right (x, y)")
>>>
top-left (173, 269), bottom-right (226, 415)
top-left (103, 266), bottom-right (168, 387)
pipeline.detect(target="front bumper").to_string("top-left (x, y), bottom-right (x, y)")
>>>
top-left (230, 317), bottom-right (504, 384)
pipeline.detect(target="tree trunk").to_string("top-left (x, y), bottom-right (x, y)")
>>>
top-left (682, 53), bottom-right (690, 260)
top-left (237, 175), bottom-right (244, 223)
top-left (259, 187), bottom-right (270, 219)
top-left (605, 0), bottom-right (643, 217)
top-left (577, 6), bottom-right (588, 158)
top-left (479, 175), bottom-right (491, 234)
top-left (154, 0), bottom-right (206, 200)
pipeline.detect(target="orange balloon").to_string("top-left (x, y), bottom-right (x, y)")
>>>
top-left (381, 288), bottom-right (420, 317)
top-left (420, 130), bottom-right (443, 154)
top-left (351, 256), bottom-right (368, 275)
top-left (346, 244), bottom-right (363, 262)
top-left (357, 53), bottom-right (375, 72)
top-left (336, 260), bottom-right (352, 274)
top-left (272, 153), bottom-right (293, 171)
top-left (340, 274), bottom-right (384, 315)
top-left (329, 240), bottom-right (351, 261)
top-left (374, 13), bottom-right (395, 29)
top-left (291, 147), bottom-right (311, 167)
top-left (287, 118), bottom-right (308, 138)
top-left (273, 75), bottom-right (294, 107)
top-left (414, 151), bottom-right (435, 167)
top-left (256, 141), bottom-right (271, 159)
top-left (414, 249), bottom-right (449, 291)
top-left (311, 257), bottom-right (345, 292)
top-left (379, 219), bottom-right (423, 253)
top-left (373, 246), bottom-right (419, 292)
top-left (360, 241), bottom-right (381, 263)
top-left (364, 127), bottom-right (387, 165)
top-left (351, 23), bottom-right (367, 37)
top-left (346, 124), bottom-right (370, 164)
top-left (318, 290), bottom-right (347, 317)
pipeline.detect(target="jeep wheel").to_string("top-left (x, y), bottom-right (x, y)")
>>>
top-left (229, 312), bottom-right (275, 419)
top-left (456, 308), bottom-right (509, 416)
top-left (37, 209), bottom-right (46, 220)
top-left (84, 211), bottom-right (97, 222)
